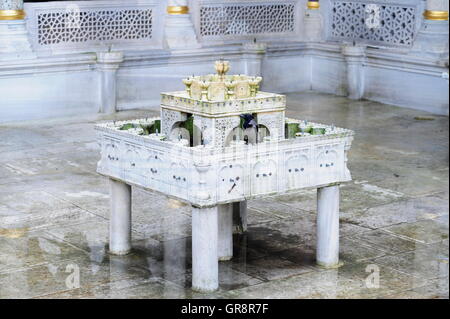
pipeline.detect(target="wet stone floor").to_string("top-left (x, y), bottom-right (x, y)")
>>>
top-left (0, 92), bottom-right (448, 299)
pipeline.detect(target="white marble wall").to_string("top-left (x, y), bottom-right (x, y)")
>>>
top-left (116, 49), bottom-right (248, 111)
top-left (115, 49), bottom-right (313, 112)
top-left (0, 70), bottom-right (99, 122)
top-left (263, 53), bottom-right (312, 93)
top-left (363, 64), bottom-right (449, 115)
top-left (0, 1), bottom-right (448, 122)
top-left (1, 43), bottom-right (448, 123)
top-left (311, 50), bottom-right (347, 96)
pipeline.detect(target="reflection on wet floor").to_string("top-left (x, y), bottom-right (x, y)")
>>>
top-left (0, 92), bottom-right (448, 299)
top-left (0, 226), bottom-right (447, 299)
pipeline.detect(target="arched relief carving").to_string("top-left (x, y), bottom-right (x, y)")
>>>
top-left (102, 137), bottom-right (121, 170)
top-left (161, 109), bottom-right (187, 137)
top-left (252, 159), bottom-right (277, 195)
top-left (224, 126), bottom-right (243, 147)
top-left (257, 111), bottom-right (285, 140)
top-left (124, 144), bottom-right (140, 170)
top-left (218, 163), bottom-right (244, 201)
top-left (144, 149), bottom-right (163, 183)
top-left (170, 121), bottom-right (191, 141)
top-left (257, 124), bottom-right (270, 142)
top-left (315, 146), bottom-right (340, 184)
top-left (170, 161), bottom-right (189, 198)
top-left (194, 116), bottom-right (214, 146)
top-left (168, 119), bottom-right (202, 147)
top-left (215, 116), bottom-right (241, 148)
top-left (286, 153), bottom-right (310, 189)
top-left (224, 126), bottom-right (257, 146)
top-left (317, 149), bottom-right (338, 170)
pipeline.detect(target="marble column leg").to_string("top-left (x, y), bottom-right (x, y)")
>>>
top-left (100, 71), bottom-right (117, 114)
top-left (218, 203), bottom-right (233, 261)
top-left (233, 201), bottom-right (248, 233)
top-left (316, 185), bottom-right (340, 268)
top-left (109, 178), bottom-right (132, 255)
top-left (192, 205), bottom-right (219, 292)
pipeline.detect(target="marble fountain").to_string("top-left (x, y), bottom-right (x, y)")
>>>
top-left (95, 61), bottom-right (354, 292)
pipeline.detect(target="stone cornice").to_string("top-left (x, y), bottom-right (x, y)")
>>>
top-left (303, 42), bottom-right (449, 75)
top-left (120, 46), bottom-right (244, 68)
top-left (0, 53), bottom-right (96, 77)
top-left (1, 42), bottom-right (447, 79)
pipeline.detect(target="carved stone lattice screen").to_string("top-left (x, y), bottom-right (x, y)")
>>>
top-left (328, 0), bottom-right (417, 47)
top-left (25, 1), bottom-right (163, 52)
top-left (196, 0), bottom-right (299, 41)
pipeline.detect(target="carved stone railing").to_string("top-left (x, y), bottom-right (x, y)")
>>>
top-left (24, 0), bottom-right (165, 54)
top-left (20, 0), bottom-right (427, 53)
top-left (96, 118), bottom-right (354, 207)
top-left (325, 0), bottom-right (424, 47)
top-left (190, 0), bottom-right (302, 42)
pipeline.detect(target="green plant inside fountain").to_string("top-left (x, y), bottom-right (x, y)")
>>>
top-left (285, 121), bottom-right (326, 138)
top-left (119, 120), bottom-right (161, 135)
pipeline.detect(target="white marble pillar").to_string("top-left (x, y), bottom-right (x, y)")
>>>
top-left (412, 0), bottom-right (449, 59)
top-left (0, 0), bottom-right (34, 60)
top-left (165, 0), bottom-right (199, 49)
top-left (316, 185), bottom-right (340, 268)
top-left (341, 44), bottom-right (365, 100)
top-left (242, 42), bottom-right (266, 77)
top-left (97, 51), bottom-right (124, 114)
top-left (304, 1), bottom-right (324, 42)
top-left (192, 205), bottom-right (219, 292)
top-left (109, 178), bottom-right (132, 255)
top-left (233, 201), bottom-right (248, 233)
top-left (425, 0), bottom-right (449, 17)
top-left (218, 203), bottom-right (233, 261)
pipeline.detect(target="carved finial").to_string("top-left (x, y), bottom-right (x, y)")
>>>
top-left (215, 60), bottom-right (230, 77)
